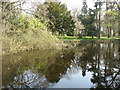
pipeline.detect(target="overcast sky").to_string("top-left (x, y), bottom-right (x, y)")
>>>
top-left (11, 0), bottom-right (119, 11)
top-left (10, 0), bottom-right (95, 13)
top-left (59, 0), bottom-right (95, 10)
top-left (31, 0), bottom-right (95, 9)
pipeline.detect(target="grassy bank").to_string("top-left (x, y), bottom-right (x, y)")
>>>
top-left (2, 15), bottom-right (63, 55)
top-left (59, 36), bottom-right (120, 41)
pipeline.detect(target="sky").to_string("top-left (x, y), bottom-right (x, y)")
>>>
top-left (11, 0), bottom-right (95, 12)
top-left (11, 0), bottom-right (119, 11)
top-left (59, 0), bottom-right (95, 10)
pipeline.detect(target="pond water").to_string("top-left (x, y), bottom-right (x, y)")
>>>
top-left (2, 42), bottom-right (120, 89)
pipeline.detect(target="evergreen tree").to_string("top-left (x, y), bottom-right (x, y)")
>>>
top-left (81, 0), bottom-right (88, 15)
top-left (45, 2), bottom-right (75, 36)
top-left (78, 8), bottom-right (97, 38)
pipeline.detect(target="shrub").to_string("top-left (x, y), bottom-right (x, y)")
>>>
top-left (2, 15), bottom-right (63, 55)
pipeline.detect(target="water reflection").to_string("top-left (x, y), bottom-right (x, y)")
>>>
top-left (2, 42), bottom-right (120, 89)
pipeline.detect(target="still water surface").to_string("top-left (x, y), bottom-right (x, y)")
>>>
top-left (2, 42), bottom-right (120, 89)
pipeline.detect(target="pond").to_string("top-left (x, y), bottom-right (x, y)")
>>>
top-left (2, 42), bottom-right (120, 89)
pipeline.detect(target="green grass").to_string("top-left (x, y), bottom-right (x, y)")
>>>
top-left (58, 36), bottom-right (120, 41)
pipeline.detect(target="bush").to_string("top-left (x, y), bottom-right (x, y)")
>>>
top-left (2, 15), bottom-right (63, 55)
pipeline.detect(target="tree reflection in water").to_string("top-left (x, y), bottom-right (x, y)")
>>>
top-left (2, 42), bottom-right (120, 89)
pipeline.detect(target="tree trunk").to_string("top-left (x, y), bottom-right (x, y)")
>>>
top-left (106, 2), bottom-right (109, 38)
top-left (116, 2), bottom-right (120, 37)
top-left (118, 9), bottom-right (120, 37)
top-left (95, 3), bottom-right (98, 39)
top-left (113, 30), bottom-right (116, 37)
top-left (98, 2), bottom-right (101, 39)
top-left (92, 35), bottom-right (93, 39)
top-left (109, 25), bottom-right (112, 38)
top-left (108, 28), bottom-right (110, 38)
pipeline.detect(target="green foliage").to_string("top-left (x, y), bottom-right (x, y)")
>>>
top-left (1, 1), bottom-right (19, 25)
top-left (74, 20), bottom-right (85, 37)
top-left (106, 10), bottom-right (118, 29)
top-left (81, 0), bottom-right (88, 14)
top-left (2, 14), bottom-right (63, 55)
top-left (78, 8), bottom-right (97, 37)
top-left (45, 2), bottom-right (75, 36)
top-left (79, 2), bottom-right (97, 37)
top-left (34, 3), bottom-right (49, 24)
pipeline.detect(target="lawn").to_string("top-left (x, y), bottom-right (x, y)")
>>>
top-left (58, 36), bottom-right (120, 41)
